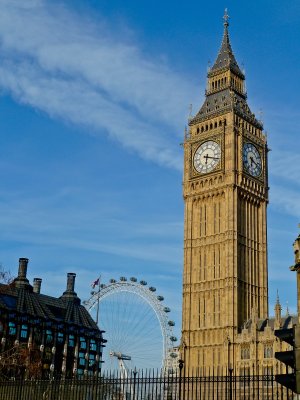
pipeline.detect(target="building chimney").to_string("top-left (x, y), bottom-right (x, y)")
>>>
top-left (33, 278), bottom-right (42, 294)
top-left (14, 258), bottom-right (30, 288)
top-left (61, 272), bottom-right (78, 301)
top-left (67, 273), bottom-right (76, 292)
top-left (18, 258), bottom-right (28, 280)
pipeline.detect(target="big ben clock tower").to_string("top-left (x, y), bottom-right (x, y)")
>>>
top-left (181, 11), bottom-right (269, 371)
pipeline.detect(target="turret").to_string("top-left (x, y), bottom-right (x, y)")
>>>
top-left (274, 291), bottom-right (282, 329)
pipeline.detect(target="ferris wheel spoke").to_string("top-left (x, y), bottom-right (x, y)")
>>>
top-left (86, 279), bottom-right (175, 372)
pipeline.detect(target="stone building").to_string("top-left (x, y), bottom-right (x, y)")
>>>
top-left (181, 11), bottom-right (292, 374)
top-left (0, 258), bottom-right (106, 378)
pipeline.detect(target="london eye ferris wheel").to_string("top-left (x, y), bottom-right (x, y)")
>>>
top-left (83, 276), bottom-right (178, 373)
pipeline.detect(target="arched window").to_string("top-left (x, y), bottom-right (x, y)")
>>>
top-left (264, 345), bottom-right (273, 358)
top-left (241, 346), bottom-right (250, 360)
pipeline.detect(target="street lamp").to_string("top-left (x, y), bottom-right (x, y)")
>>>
top-left (178, 359), bottom-right (184, 400)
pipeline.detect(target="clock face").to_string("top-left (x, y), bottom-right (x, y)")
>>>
top-left (194, 141), bottom-right (221, 174)
top-left (243, 143), bottom-right (262, 177)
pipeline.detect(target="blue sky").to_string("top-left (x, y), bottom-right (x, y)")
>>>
top-left (0, 0), bottom-right (299, 344)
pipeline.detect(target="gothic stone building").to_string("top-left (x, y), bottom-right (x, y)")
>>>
top-left (0, 258), bottom-right (105, 378)
top-left (181, 12), bottom-right (292, 374)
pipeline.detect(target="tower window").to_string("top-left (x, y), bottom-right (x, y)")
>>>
top-left (79, 352), bottom-right (86, 367)
top-left (197, 127), bottom-right (200, 134)
top-left (20, 324), bottom-right (28, 340)
top-left (90, 339), bottom-right (97, 352)
top-left (68, 334), bottom-right (75, 347)
top-left (241, 346), bottom-right (250, 360)
top-left (264, 345), bottom-right (273, 359)
top-left (80, 337), bottom-right (87, 350)
top-left (57, 332), bottom-right (64, 344)
top-left (46, 329), bottom-right (53, 344)
top-left (8, 322), bottom-right (16, 336)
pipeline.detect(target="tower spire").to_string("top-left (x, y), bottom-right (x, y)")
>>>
top-left (210, 9), bottom-right (244, 78)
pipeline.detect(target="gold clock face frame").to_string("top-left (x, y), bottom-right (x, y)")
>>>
top-left (193, 140), bottom-right (221, 174)
top-left (242, 142), bottom-right (262, 178)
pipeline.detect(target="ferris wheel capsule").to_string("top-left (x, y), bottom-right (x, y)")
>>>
top-left (149, 286), bottom-right (156, 292)
top-left (140, 280), bottom-right (147, 285)
top-left (164, 307), bottom-right (171, 313)
top-left (120, 277), bottom-right (127, 282)
top-left (157, 295), bottom-right (164, 301)
top-left (130, 277), bottom-right (137, 282)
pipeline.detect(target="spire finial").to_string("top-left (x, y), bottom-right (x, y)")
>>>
top-left (223, 8), bottom-right (230, 27)
top-left (276, 289), bottom-right (280, 305)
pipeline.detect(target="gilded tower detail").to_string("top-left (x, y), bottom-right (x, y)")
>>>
top-left (181, 12), bottom-right (269, 371)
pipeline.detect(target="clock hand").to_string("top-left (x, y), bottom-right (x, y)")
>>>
top-left (250, 156), bottom-right (258, 167)
top-left (204, 155), bottom-right (220, 161)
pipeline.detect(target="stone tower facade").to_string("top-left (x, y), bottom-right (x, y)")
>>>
top-left (181, 12), bottom-right (269, 372)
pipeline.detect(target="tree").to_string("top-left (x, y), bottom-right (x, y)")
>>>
top-left (0, 264), bottom-right (14, 284)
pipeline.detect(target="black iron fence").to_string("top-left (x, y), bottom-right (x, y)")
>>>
top-left (0, 368), bottom-right (296, 400)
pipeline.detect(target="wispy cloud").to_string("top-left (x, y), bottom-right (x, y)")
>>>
top-left (0, 188), bottom-right (182, 265)
top-left (270, 185), bottom-right (300, 218)
top-left (270, 150), bottom-right (300, 186)
top-left (0, 0), bottom-right (196, 169)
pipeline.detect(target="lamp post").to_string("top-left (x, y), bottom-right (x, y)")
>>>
top-left (227, 337), bottom-right (233, 400)
top-left (178, 359), bottom-right (184, 400)
top-left (132, 367), bottom-right (137, 400)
